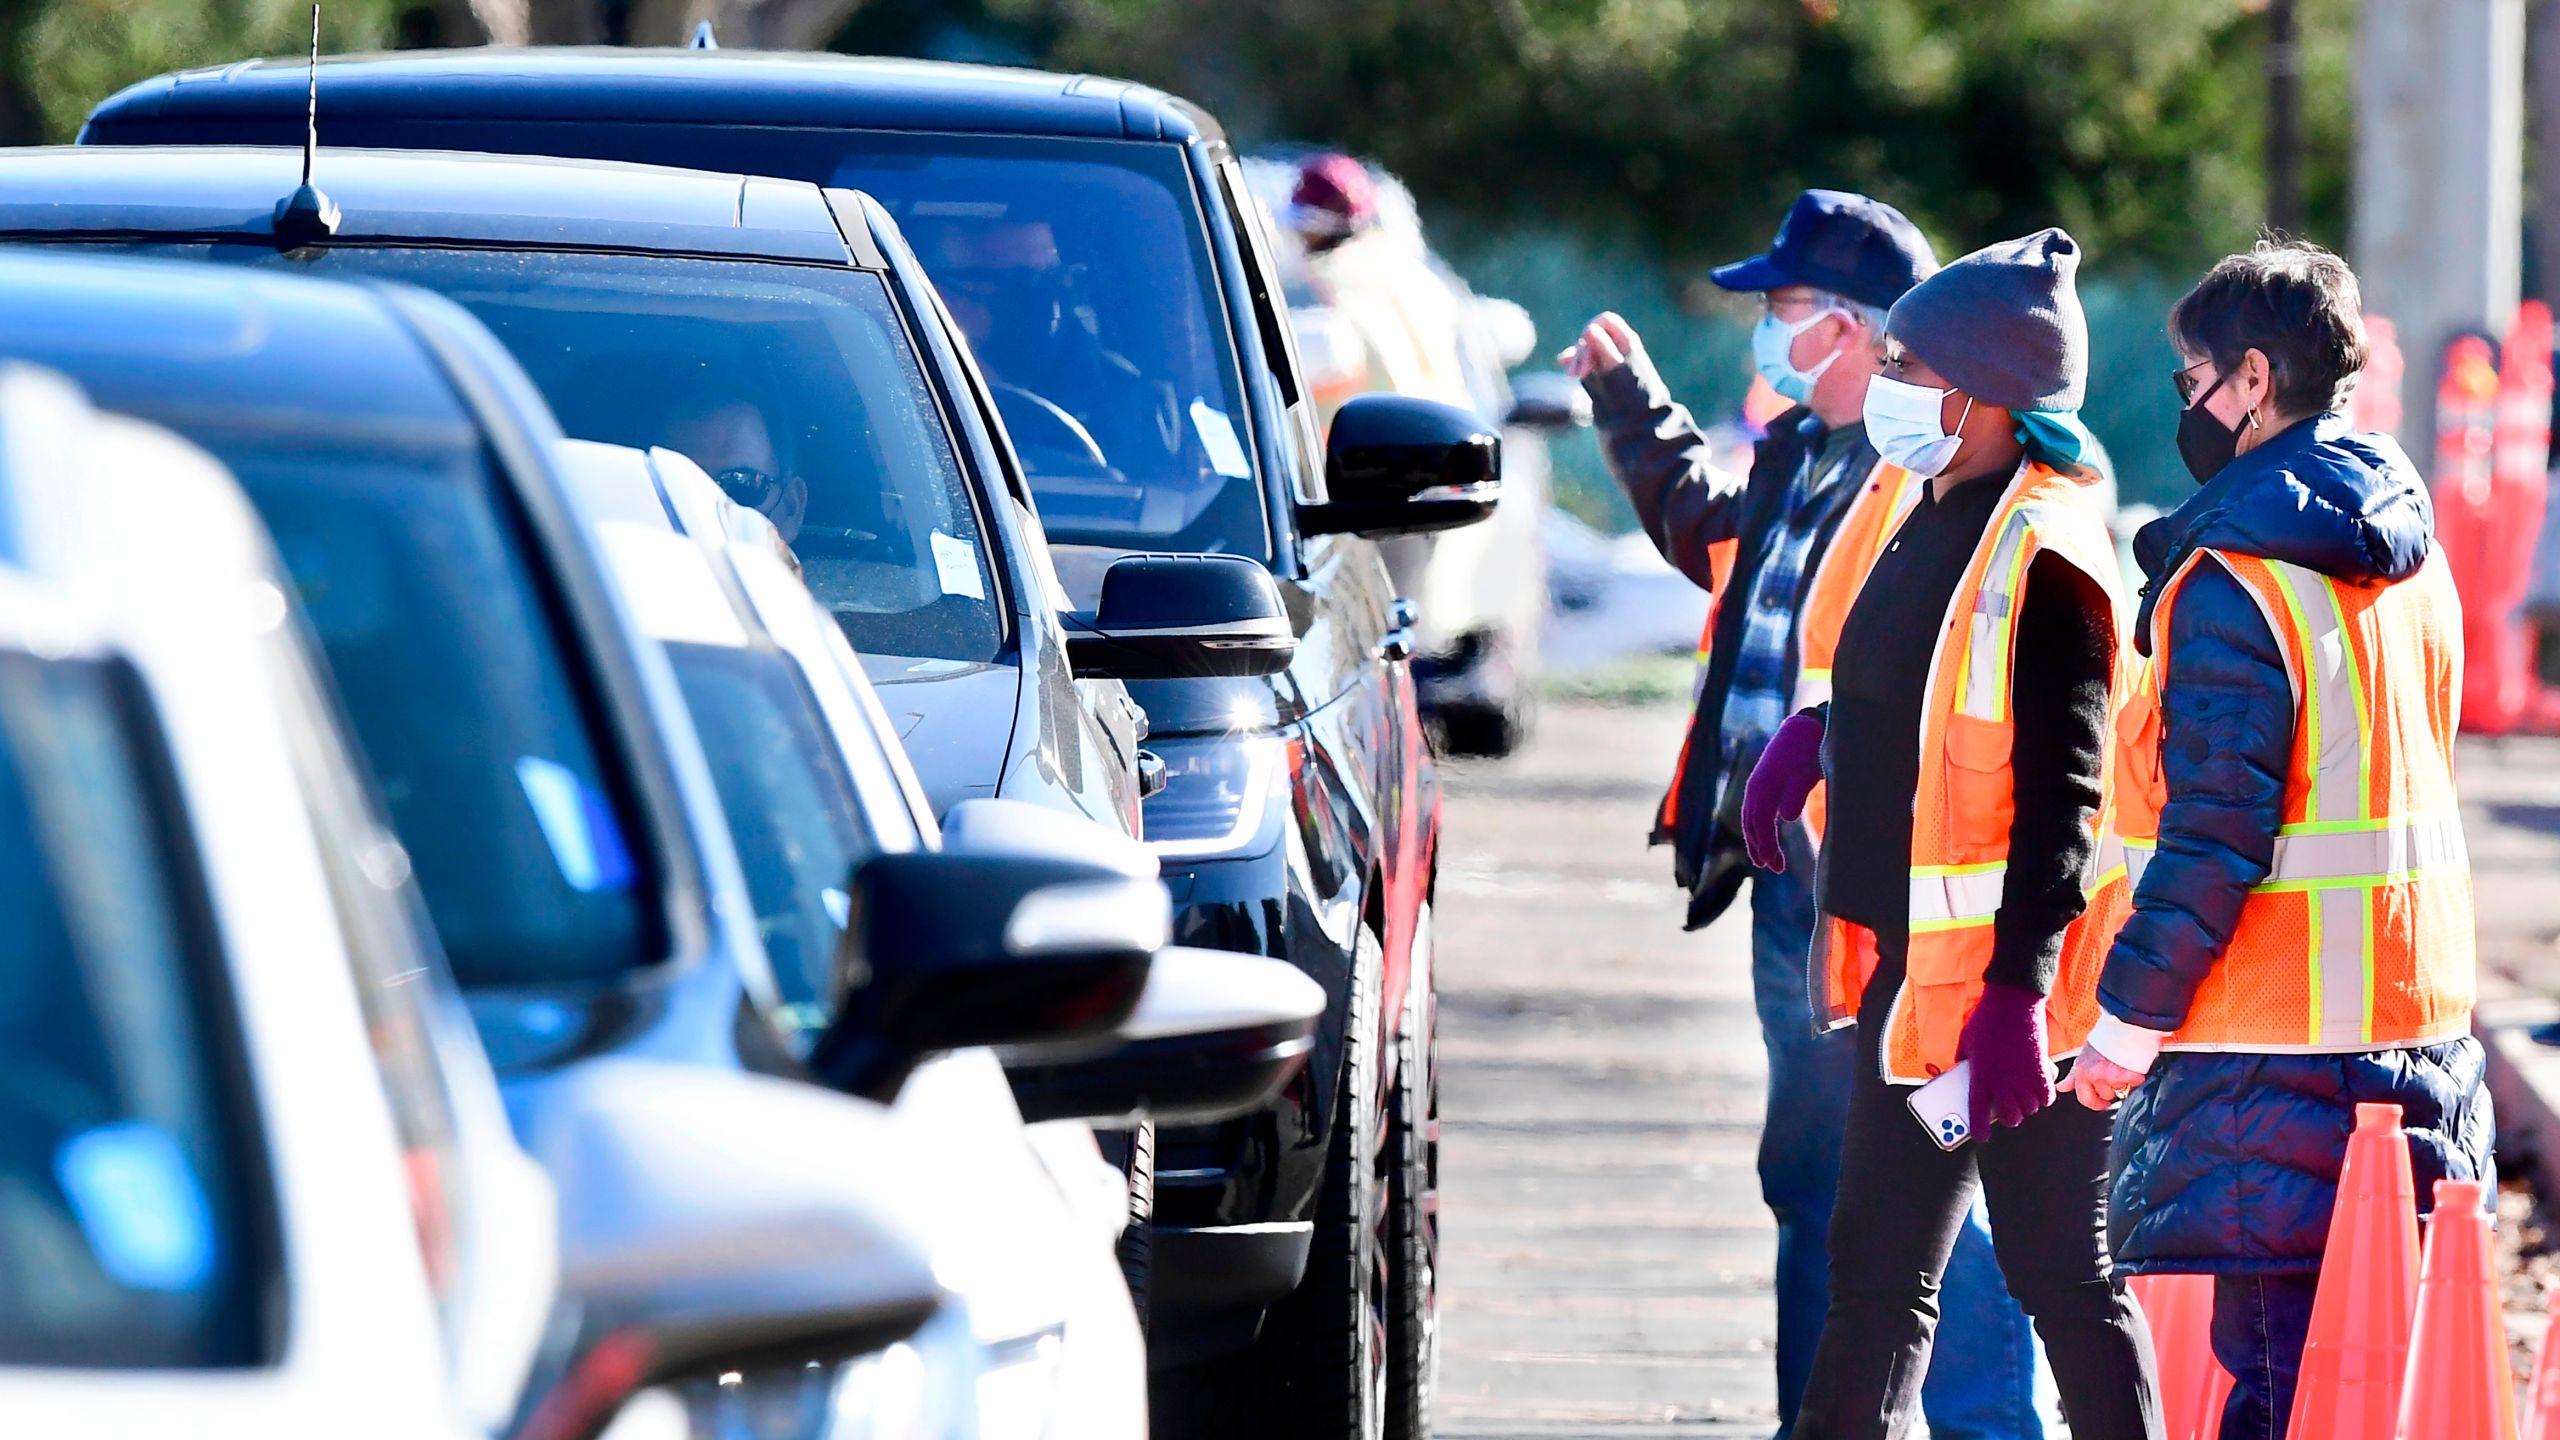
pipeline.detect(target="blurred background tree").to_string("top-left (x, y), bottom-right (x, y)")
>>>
top-left (0, 0), bottom-right (2360, 512)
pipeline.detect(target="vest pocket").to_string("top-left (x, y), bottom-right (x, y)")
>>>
top-left (1942, 712), bottom-right (2016, 856)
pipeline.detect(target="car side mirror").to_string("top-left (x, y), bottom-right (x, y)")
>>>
top-left (1504, 371), bottom-right (1594, 433)
top-left (507, 1060), bottom-right (943, 1440)
top-left (1299, 394), bottom-right (1502, 539)
top-left (1004, 945), bottom-right (1325, 1126)
top-left (807, 847), bottom-right (1163, 1101)
top-left (1066, 553), bottom-right (1295, 681)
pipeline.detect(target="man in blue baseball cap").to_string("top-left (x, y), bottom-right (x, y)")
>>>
top-left (1562, 191), bottom-right (2048, 1440)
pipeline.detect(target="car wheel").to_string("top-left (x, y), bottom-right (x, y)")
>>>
top-left (1386, 904), bottom-right (1440, 1440)
top-left (1431, 698), bottom-right (1527, 760)
top-left (1119, 1120), bottom-right (1156, 1336)
top-left (1256, 921), bottom-right (1387, 1440)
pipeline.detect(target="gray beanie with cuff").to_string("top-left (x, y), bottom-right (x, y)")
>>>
top-left (1884, 227), bottom-right (2087, 413)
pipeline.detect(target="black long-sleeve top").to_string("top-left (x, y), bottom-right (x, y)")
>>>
top-left (1819, 472), bottom-right (2115, 995)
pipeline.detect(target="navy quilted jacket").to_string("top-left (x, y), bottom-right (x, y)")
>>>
top-left (2101, 412), bottom-right (2494, 1275)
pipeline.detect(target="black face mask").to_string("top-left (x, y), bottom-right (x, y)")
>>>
top-left (2176, 370), bottom-right (2240, 483)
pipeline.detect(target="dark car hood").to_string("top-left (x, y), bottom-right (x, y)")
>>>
top-left (857, 654), bottom-right (1020, 819)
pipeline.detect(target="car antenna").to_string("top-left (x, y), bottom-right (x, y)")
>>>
top-left (271, 3), bottom-right (341, 245)
top-left (690, 20), bottom-right (718, 48)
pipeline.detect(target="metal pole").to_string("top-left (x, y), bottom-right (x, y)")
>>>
top-left (2268, 0), bottom-right (2303, 234)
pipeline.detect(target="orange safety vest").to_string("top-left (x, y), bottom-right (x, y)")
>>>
top-left (1795, 463), bottom-right (1929, 843)
top-left (2111, 549), bottom-right (2474, 1052)
top-left (1810, 463), bottom-right (2132, 1084)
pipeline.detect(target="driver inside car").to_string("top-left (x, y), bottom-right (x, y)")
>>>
top-left (924, 218), bottom-right (1177, 471)
top-left (665, 393), bottom-right (810, 545)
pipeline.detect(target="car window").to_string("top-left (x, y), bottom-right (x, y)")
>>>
top-left (256, 612), bottom-right (475, 1356)
top-left (662, 641), bottom-right (877, 1044)
top-left (136, 243), bottom-right (1005, 667)
top-left (0, 652), bottom-right (271, 1368)
top-left (824, 137), bottom-right (1266, 560)
top-left (200, 431), bottom-right (656, 990)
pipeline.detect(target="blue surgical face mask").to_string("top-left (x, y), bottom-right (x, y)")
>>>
top-left (1863, 374), bottom-right (1975, 478)
top-left (1751, 306), bottom-right (1846, 403)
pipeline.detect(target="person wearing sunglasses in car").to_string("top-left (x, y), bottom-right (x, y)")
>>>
top-left (2064, 238), bottom-right (2492, 1437)
top-left (667, 393), bottom-right (808, 545)
top-left (1743, 229), bottom-right (2162, 1438)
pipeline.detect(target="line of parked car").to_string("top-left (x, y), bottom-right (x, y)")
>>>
top-left (0, 40), bottom-right (1529, 1440)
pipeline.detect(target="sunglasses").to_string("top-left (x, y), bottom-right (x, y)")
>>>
top-left (2172, 359), bottom-right (2219, 405)
top-left (714, 466), bottom-right (787, 511)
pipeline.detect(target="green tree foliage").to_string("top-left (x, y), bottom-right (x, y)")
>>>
top-left (849, 0), bottom-right (2352, 273)
top-left (0, 0), bottom-right (412, 144)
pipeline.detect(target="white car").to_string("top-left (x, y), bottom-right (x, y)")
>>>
top-left (0, 362), bottom-right (958, 1440)
top-left (557, 439), bottom-right (1323, 1440)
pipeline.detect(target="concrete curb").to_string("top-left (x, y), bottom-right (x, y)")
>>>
top-left (2475, 975), bottom-right (2560, 1196)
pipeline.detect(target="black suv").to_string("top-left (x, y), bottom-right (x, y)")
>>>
top-left (85, 50), bottom-right (1503, 1439)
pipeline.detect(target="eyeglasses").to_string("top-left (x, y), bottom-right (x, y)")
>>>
top-left (2171, 359), bottom-right (2216, 405)
top-left (713, 466), bottom-right (786, 511)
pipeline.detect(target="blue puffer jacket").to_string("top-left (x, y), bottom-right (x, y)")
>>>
top-left (2101, 412), bottom-right (2495, 1276)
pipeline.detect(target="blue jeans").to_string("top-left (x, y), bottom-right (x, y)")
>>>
top-left (1750, 847), bottom-right (2045, 1439)
top-left (2208, 1274), bottom-right (2317, 1440)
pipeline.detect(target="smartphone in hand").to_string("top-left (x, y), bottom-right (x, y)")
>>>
top-left (1908, 1061), bottom-right (1973, 1151)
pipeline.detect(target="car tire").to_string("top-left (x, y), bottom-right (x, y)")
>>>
top-left (1119, 1120), bottom-right (1156, 1336)
top-left (1386, 904), bottom-right (1440, 1440)
top-left (1250, 920), bottom-right (1388, 1440)
top-left (1431, 697), bottom-right (1527, 760)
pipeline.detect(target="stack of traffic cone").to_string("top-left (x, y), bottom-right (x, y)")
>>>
top-left (2522, 1292), bottom-right (2560, 1440)
top-left (2291, 1102), bottom-right (2422, 1438)
top-left (2132, 1271), bottom-right (2234, 1440)
top-left (2395, 1178), bottom-right (2517, 1440)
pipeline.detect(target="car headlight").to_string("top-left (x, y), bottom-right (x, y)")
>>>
top-left (1143, 737), bottom-right (1289, 859)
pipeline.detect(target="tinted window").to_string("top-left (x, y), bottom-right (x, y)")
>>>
top-left (142, 243), bottom-right (1003, 666)
top-left (664, 642), bottom-right (875, 1043)
top-left (0, 653), bottom-right (268, 1368)
top-left (212, 433), bottom-right (653, 989)
top-left (829, 137), bottom-right (1266, 559)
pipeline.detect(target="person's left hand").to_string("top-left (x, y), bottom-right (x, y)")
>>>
top-left (2068, 1048), bottom-right (2146, 1111)
top-left (1958, 982), bottom-right (2055, 1133)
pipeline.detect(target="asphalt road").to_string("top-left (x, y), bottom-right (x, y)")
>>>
top-left (1434, 698), bottom-right (1778, 1436)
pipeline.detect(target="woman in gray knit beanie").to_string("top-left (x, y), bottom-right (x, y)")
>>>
top-left (1746, 227), bottom-right (2161, 1437)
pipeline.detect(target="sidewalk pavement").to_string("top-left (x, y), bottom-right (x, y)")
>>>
top-left (2463, 736), bottom-right (2560, 1197)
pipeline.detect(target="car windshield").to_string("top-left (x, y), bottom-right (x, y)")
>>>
top-left (663, 641), bottom-right (876, 1044)
top-left (827, 136), bottom-right (1266, 559)
top-left (203, 431), bottom-right (655, 990)
top-left (0, 652), bottom-right (268, 1368)
top-left (140, 244), bottom-right (1004, 665)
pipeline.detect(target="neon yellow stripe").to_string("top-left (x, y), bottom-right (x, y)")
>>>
top-left (1911, 860), bottom-right (2009, 877)
top-left (2263, 564), bottom-right (2326, 823)
top-left (2360, 896), bottom-right (2377, 1046)
top-left (2252, 866), bottom-right (2460, 894)
top-left (1910, 915), bottom-right (1997, 935)
top-left (1988, 515), bottom-right (2034, 721)
top-left (2277, 817), bottom-right (2395, 836)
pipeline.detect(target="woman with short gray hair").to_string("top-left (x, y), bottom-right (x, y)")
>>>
top-left (2069, 238), bottom-right (2494, 1437)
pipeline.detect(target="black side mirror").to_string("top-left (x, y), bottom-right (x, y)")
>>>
top-left (1504, 370), bottom-right (1594, 433)
top-left (1004, 945), bottom-right (1325, 1126)
top-left (1299, 394), bottom-right (1503, 539)
top-left (808, 848), bottom-right (1162, 1101)
top-left (1066, 553), bottom-right (1296, 681)
top-left (508, 1060), bottom-right (943, 1440)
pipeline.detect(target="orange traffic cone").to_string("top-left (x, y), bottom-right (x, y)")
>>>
top-left (2394, 1179), bottom-right (2517, 1440)
top-left (2522, 1292), bottom-right (2560, 1440)
top-left (2133, 1271), bottom-right (2236, 1440)
top-left (2290, 1102), bottom-right (2423, 1439)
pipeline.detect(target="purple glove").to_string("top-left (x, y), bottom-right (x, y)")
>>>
top-left (1741, 711), bottom-right (1824, 872)
top-left (1959, 982), bottom-right (2055, 1133)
